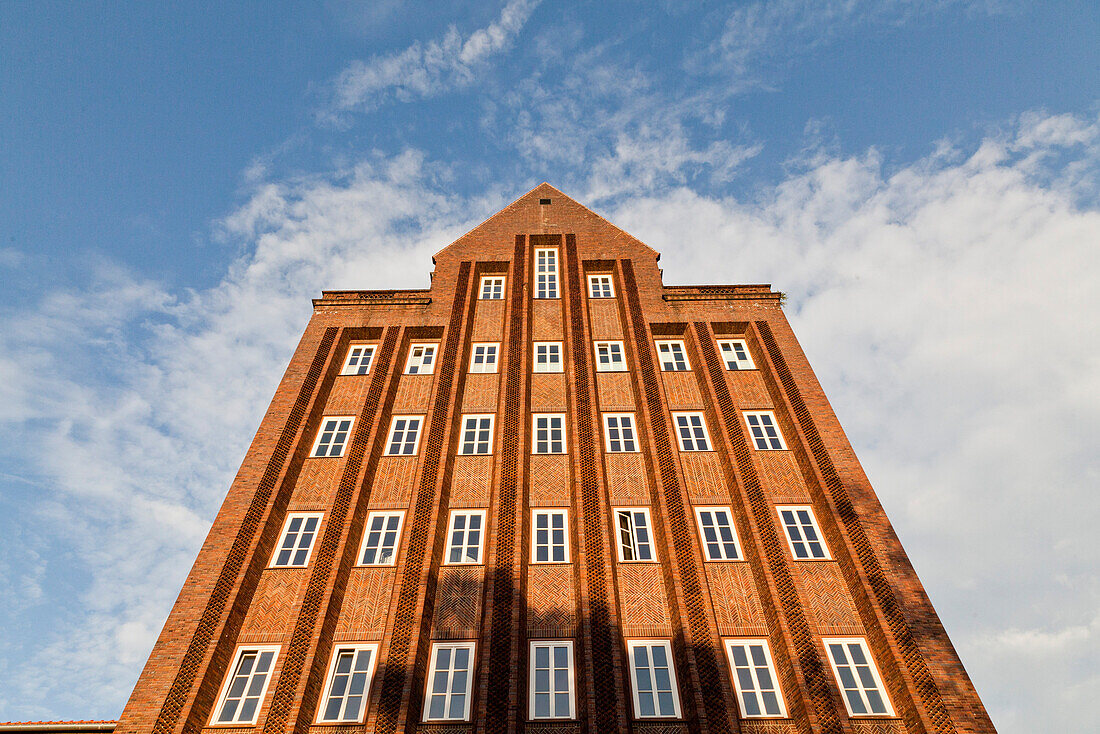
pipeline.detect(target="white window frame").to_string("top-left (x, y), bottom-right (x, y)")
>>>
top-left (384, 415), bottom-right (424, 456)
top-left (723, 639), bottom-right (787, 718)
top-left (341, 343), bottom-right (377, 376)
top-left (744, 410), bottom-right (787, 450)
top-left (693, 506), bottom-right (742, 561)
top-left (530, 509), bottom-right (570, 563)
top-left (533, 341), bottom-right (564, 373)
top-left (671, 412), bottom-right (712, 452)
top-left (356, 510), bottom-right (405, 566)
top-left (535, 248), bottom-right (559, 299)
top-left (405, 343), bottom-right (438, 375)
top-left (655, 339), bottom-right (690, 371)
top-left (270, 512), bottom-right (323, 568)
top-left (444, 509), bottom-right (486, 565)
top-left (603, 413), bottom-right (640, 453)
top-left (777, 505), bottom-right (831, 560)
top-left (528, 640), bottom-right (577, 720)
top-left (311, 416), bottom-right (355, 458)
top-left (480, 275), bottom-right (505, 300)
top-left (422, 641), bottom-right (477, 721)
top-left (614, 507), bottom-right (656, 563)
top-left (717, 338), bottom-right (755, 371)
top-left (210, 645), bottom-right (280, 725)
top-left (468, 342), bottom-right (500, 374)
top-left (594, 341), bottom-right (628, 372)
top-left (587, 274), bottom-right (614, 298)
top-left (458, 414), bottom-right (495, 455)
top-left (625, 639), bottom-right (682, 719)
top-left (316, 643), bottom-right (380, 723)
top-left (823, 638), bottom-right (895, 717)
top-left (532, 413), bottom-right (566, 455)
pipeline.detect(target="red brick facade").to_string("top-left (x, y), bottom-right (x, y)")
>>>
top-left (117, 184), bottom-right (994, 734)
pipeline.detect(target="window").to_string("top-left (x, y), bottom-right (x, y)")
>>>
top-left (594, 341), bottom-right (627, 372)
top-left (533, 342), bottom-right (563, 373)
top-left (445, 510), bottom-right (486, 564)
top-left (724, 639), bottom-right (786, 718)
top-left (603, 413), bottom-right (639, 453)
top-left (655, 340), bottom-right (690, 371)
top-left (480, 276), bottom-right (505, 300)
top-left (211, 646), bottom-right (279, 725)
top-left (528, 641), bottom-right (576, 719)
top-left (777, 506), bottom-right (830, 560)
top-left (744, 411), bottom-right (786, 450)
top-left (386, 415), bottom-right (424, 456)
top-left (614, 508), bottom-right (655, 562)
top-left (459, 414), bottom-right (494, 455)
top-left (531, 509), bottom-right (569, 563)
top-left (357, 511), bottom-right (404, 566)
top-left (823, 639), bottom-right (894, 717)
top-left (405, 344), bottom-right (437, 374)
top-left (626, 640), bottom-right (681, 719)
top-left (588, 274), bottom-right (614, 298)
top-left (533, 414), bottom-right (566, 454)
top-left (311, 417), bottom-right (354, 458)
top-left (469, 343), bottom-right (499, 373)
top-left (341, 344), bottom-right (376, 375)
top-left (718, 339), bottom-right (755, 370)
top-left (270, 513), bottom-right (322, 568)
top-left (694, 507), bottom-right (742, 561)
top-left (672, 412), bottom-right (711, 452)
top-left (318, 644), bottom-right (378, 723)
top-left (535, 248), bottom-right (559, 299)
top-left (423, 642), bottom-right (476, 721)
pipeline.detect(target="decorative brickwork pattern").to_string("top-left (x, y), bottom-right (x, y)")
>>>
top-left (288, 459), bottom-right (340, 509)
top-left (472, 300), bottom-right (505, 341)
top-left (617, 564), bottom-right (673, 636)
top-left (587, 299), bottom-right (623, 339)
top-left (633, 724), bottom-right (690, 734)
top-left (530, 373), bottom-right (568, 410)
top-left (239, 570), bottom-right (311, 639)
top-left (727, 370), bottom-right (773, 409)
top-left (393, 374), bottom-right (435, 412)
top-left (797, 563), bottom-right (865, 636)
top-left (678, 452), bottom-right (730, 504)
top-left (603, 452), bottom-right (650, 506)
top-left (594, 371), bottom-right (635, 410)
top-left (849, 721), bottom-right (909, 734)
top-left (431, 566), bottom-right (484, 639)
top-left (705, 563), bottom-right (769, 636)
top-left (531, 299), bottom-right (563, 340)
top-left (462, 373), bottom-right (499, 412)
top-left (326, 374), bottom-right (373, 415)
top-left (755, 452), bottom-right (811, 504)
top-left (661, 370), bottom-right (705, 409)
top-left (526, 564), bottom-right (576, 637)
top-left (528, 455), bottom-right (571, 506)
top-left (368, 456), bottom-right (419, 508)
top-left (334, 568), bottom-right (396, 640)
top-left (450, 455), bottom-right (494, 508)
top-left (739, 722), bottom-right (799, 734)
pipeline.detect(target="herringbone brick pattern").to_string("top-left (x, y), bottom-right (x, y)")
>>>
top-left (461, 373), bottom-right (499, 412)
top-left (603, 452), bottom-right (650, 506)
top-left (239, 569), bottom-right (311, 639)
top-left (740, 721), bottom-right (799, 734)
top-left (334, 568), bottom-right (396, 640)
top-left (850, 721), bottom-right (910, 734)
top-left (617, 563), bottom-right (673, 636)
top-left (727, 369), bottom-right (774, 408)
top-left (449, 455), bottom-right (494, 507)
top-left (368, 456), bottom-right (418, 508)
top-left (526, 564), bottom-right (576, 637)
top-left (755, 451), bottom-right (812, 504)
top-left (528, 454), bottom-right (571, 506)
top-left (587, 299), bottom-right (623, 339)
top-left (471, 300), bottom-right (504, 341)
top-left (288, 458), bottom-right (340, 509)
top-left (660, 370), bottom-right (705, 409)
top-left (530, 372), bottom-right (568, 410)
top-left (393, 373), bottom-right (434, 412)
top-left (530, 299), bottom-right (563, 340)
top-left (705, 563), bottom-right (769, 636)
top-left (431, 566), bottom-right (484, 638)
top-left (325, 373), bottom-right (373, 414)
top-left (678, 452), bottom-right (730, 504)
top-left (797, 563), bottom-right (865, 636)
top-left (595, 371), bottom-right (635, 409)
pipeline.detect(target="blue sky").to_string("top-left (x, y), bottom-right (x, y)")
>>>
top-left (0, 2), bottom-right (1097, 731)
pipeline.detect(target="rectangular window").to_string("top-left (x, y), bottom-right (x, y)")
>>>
top-left (341, 343), bottom-right (377, 375)
top-left (423, 642), bottom-right (476, 721)
top-left (615, 508), bottom-right (655, 562)
top-left (724, 639), bottom-right (786, 718)
top-left (744, 411), bottom-right (786, 450)
top-left (626, 640), bottom-right (681, 719)
top-left (528, 641), bottom-right (576, 719)
top-left (480, 275), bottom-right (505, 300)
top-left (385, 415), bottom-right (424, 456)
top-left (603, 413), bottom-right (639, 453)
top-left (672, 412), bottom-right (711, 451)
top-left (778, 506), bottom-right (830, 560)
top-left (311, 417), bottom-right (354, 458)
top-left (588, 274), bottom-right (614, 298)
top-left (694, 507), bottom-right (742, 561)
top-left (718, 339), bottom-right (755, 370)
top-left (469, 343), bottom-right (499, 373)
top-left (270, 513), bottom-right (322, 568)
top-left (531, 509), bottom-right (569, 563)
top-left (445, 510), bottom-right (486, 564)
top-left (318, 644), bottom-right (379, 723)
top-left (533, 342), bottom-right (564, 373)
top-left (655, 340), bottom-right (690, 371)
top-left (357, 511), bottom-right (404, 566)
top-left (533, 414), bottom-right (566, 454)
top-left (459, 414), bottom-right (494, 455)
top-left (594, 341), bottom-right (628, 372)
top-left (823, 638), bottom-right (894, 717)
top-left (211, 646), bottom-right (279, 725)
top-left (405, 343), bottom-right (437, 374)
top-left (535, 248), bottom-right (559, 299)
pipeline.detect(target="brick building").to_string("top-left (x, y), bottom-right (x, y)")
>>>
top-left (117, 184), bottom-right (994, 734)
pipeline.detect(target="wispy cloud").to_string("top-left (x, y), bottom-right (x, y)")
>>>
top-left (322, 0), bottom-right (540, 119)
